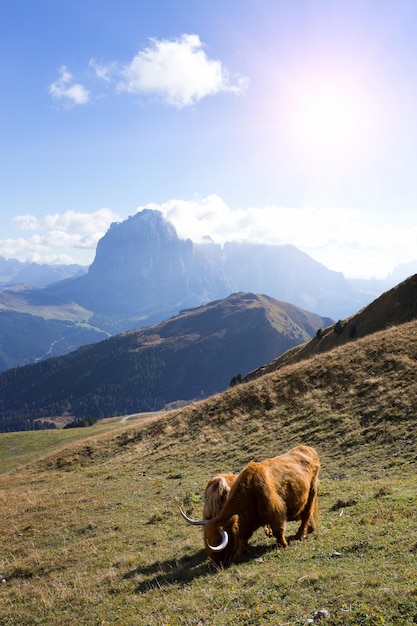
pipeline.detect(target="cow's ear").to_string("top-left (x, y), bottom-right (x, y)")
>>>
top-left (228, 514), bottom-right (239, 535)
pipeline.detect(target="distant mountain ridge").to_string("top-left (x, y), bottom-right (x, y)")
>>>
top-left (37, 209), bottom-right (382, 322)
top-left (0, 208), bottom-right (412, 371)
top-left (0, 292), bottom-right (332, 432)
top-left (0, 255), bottom-right (86, 287)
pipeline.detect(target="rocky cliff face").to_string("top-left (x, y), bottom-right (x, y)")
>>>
top-left (50, 210), bottom-right (231, 320)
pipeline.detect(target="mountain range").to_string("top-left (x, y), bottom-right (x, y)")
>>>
top-left (19, 209), bottom-right (358, 321)
top-left (0, 255), bottom-right (86, 286)
top-left (0, 208), bottom-right (406, 372)
top-left (2, 267), bottom-right (417, 433)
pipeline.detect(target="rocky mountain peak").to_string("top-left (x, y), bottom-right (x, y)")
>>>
top-left (89, 209), bottom-right (179, 275)
top-left (58, 209), bottom-right (230, 319)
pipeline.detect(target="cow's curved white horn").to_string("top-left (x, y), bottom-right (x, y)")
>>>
top-left (207, 529), bottom-right (229, 551)
top-left (179, 507), bottom-right (208, 526)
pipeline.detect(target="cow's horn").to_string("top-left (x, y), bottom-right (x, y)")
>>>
top-left (207, 529), bottom-right (229, 551)
top-left (179, 506), bottom-right (208, 526)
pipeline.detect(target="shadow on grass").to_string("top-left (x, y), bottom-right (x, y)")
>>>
top-left (124, 549), bottom-right (213, 592)
top-left (125, 541), bottom-right (286, 593)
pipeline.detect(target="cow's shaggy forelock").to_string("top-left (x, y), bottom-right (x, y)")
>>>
top-left (202, 473), bottom-right (236, 519)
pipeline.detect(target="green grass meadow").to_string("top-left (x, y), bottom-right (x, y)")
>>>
top-left (1, 323), bottom-right (417, 624)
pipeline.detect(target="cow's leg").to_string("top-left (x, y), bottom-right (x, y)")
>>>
top-left (295, 518), bottom-right (310, 540)
top-left (236, 537), bottom-right (250, 555)
top-left (307, 490), bottom-right (318, 534)
top-left (295, 483), bottom-right (318, 540)
top-left (268, 517), bottom-right (288, 547)
top-left (272, 525), bottom-right (288, 547)
top-left (264, 495), bottom-right (288, 547)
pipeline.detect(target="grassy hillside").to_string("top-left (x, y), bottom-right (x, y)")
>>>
top-left (246, 272), bottom-right (417, 379)
top-left (0, 286), bottom-right (92, 321)
top-left (0, 320), bottom-right (416, 624)
top-left (0, 413), bottom-right (163, 473)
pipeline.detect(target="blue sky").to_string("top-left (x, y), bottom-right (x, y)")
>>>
top-left (2, 0), bottom-right (417, 278)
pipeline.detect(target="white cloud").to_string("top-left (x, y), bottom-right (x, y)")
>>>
top-left (94, 34), bottom-right (249, 108)
top-left (0, 238), bottom-right (45, 260)
top-left (2, 208), bottom-right (122, 265)
top-left (141, 197), bottom-right (359, 248)
top-left (89, 58), bottom-right (115, 82)
top-left (144, 195), bottom-right (235, 241)
top-left (49, 65), bottom-right (90, 106)
top-left (40, 208), bottom-right (121, 234)
top-left (51, 35), bottom-right (248, 109)
top-left (12, 215), bottom-right (40, 231)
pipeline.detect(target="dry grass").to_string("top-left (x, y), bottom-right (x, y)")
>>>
top-left (0, 321), bottom-right (417, 624)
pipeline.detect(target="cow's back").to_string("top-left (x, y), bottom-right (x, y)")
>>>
top-left (266, 446), bottom-right (319, 519)
top-left (213, 446), bottom-right (320, 524)
top-left (246, 446), bottom-right (319, 520)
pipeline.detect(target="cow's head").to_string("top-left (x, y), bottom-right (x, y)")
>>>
top-left (204, 515), bottom-right (239, 566)
top-left (179, 508), bottom-right (239, 567)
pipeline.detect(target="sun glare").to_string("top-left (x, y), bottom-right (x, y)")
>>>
top-left (301, 87), bottom-right (357, 145)
top-left (286, 75), bottom-right (375, 167)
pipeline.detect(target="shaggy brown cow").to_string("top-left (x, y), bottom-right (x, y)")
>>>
top-left (180, 445), bottom-right (320, 567)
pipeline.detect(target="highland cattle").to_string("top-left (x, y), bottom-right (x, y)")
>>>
top-left (180, 445), bottom-right (320, 566)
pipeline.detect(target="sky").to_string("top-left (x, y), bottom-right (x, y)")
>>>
top-left (2, 0), bottom-right (417, 279)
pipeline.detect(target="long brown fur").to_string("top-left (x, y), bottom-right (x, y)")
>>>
top-left (203, 445), bottom-right (320, 566)
top-left (202, 474), bottom-right (236, 519)
top-left (202, 472), bottom-right (273, 538)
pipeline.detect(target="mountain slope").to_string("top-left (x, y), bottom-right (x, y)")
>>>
top-left (0, 310), bottom-right (110, 371)
top-left (245, 272), bottom-right (417, 380)
top-left (0, 292), bottom-right (331, 431)
top-left (38, 313), bottom-right (417, 474)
